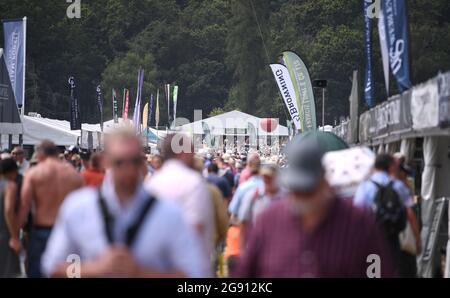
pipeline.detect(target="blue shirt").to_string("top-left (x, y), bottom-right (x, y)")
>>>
top-left (206, 173), bottom-right (231, 199)
top-left (353, 171), bottom-right (413, 209)
top-left (228, 175), bottom-right (264, 216)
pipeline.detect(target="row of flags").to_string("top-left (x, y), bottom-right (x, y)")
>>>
top-left (67, 71), bottom-right (179, 133)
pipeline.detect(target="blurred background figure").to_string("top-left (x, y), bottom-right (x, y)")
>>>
top-left (239, 153), bottom-right (260, 185)
top-left (71, 154), bottom-right (82, 172)
top-left (237, 164), bottom-right (283, 244)
top-left (0, 159), bottom-right (22, 277)
top-left (235, 134), bottom-right (395, 278)
top-left (145, 133), bottom-right (214, 272)
top-left (11, 147), bottom-right (29, 175)
top-left (206, 163), bottom-right (232, 203)
top-left (42, 129), bottom-right (209, 278)
top-left (353, 154), bottom-right (413, 276)
top-left (150, 154), bottom-right (163, 174)
top-left (79, 151), bottom-right (91, 172)
top-left (15, 140), bottom-right (83, 278)
top-left (225, 153), bottom-right (262, 275)
top-left (81, 152), bottom-right (105, 187)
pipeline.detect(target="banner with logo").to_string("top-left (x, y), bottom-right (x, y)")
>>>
top-left (438, 72), bottom-right (450, 128)
top-left (96, 85), bottom-right (103, 131)
top-left (123, 89), bottom-right (130, 120)
top-left (378, 9), bottom-right (390, 95)
top-left (363, 1), bottom-right (375, 108)
top-left (173, 85), bottom-right (178, 127)
top-left (68, 76), bottom-right (81, 130)
top-left (0, 49), bottom-right (23, 134)
top-left (112, 88), bottom-right (119, 123)
top-left (270, 64), bottom-right (301, 131)
top-left (2, 18), bottom-right (26, 107)
top-left (282, 51), bottom-right (316, 131)
top-left (382, 0), bottom-right (412, 92)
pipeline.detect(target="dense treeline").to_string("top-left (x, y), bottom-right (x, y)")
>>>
top-left (1, 0), bottom-right (449, 126)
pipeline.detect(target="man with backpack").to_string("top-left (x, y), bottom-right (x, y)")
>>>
top-left (354, 154), bottom-right (411, 273)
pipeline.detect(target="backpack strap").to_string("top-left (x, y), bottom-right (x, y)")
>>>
top-left (98, 189), bottom-right (115, 245)
top-left (125, 196), bottom-right (156, 247)
top-left (98, 188), bottom-right (157, 247)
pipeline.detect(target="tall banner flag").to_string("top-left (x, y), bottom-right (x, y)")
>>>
top-left (132, 68), bottom-right (144, 133)
top-left (148, 93), bottom-right (154, 128)
top-left (112, 88), bottom-right (118, 123)
top-left (349, 70), bottom-right (359, 144)
top-left (270, 64), bottom-right (301, 131)
top-left (123, 89), bottom-right (130, 120)
top-left (0, 49), bottom-right (23, 135)
top-left (165, 84), bottom-right (171, 126)
top-left (282, 51), bottom-right (317, 131)
top-left (173, 86), bottom-right (178, 127)
top-left (378, 9), bottom-right (390, 95)
top-left (2, 17), bottom-right (26, 111)
top-left (68, 76), bottom-right (81, 130)
top-left (142, 103), bottom-right (149, 129)
top-left (363, 1), bottom-right (375, 108)
top-left (155, 89), bottom-right (160, 128)
top-left (382, 0), bottom-right (412, 92)
top-left (96, 85), bottom-right (104, 132)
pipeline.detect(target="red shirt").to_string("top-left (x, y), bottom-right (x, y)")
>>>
top-left (81, 169), bottom-right (105, 187)
top-left (234, 197), bottom-right (396, 278)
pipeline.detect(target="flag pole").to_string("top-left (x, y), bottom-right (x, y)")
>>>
top-left (22, 16), bottom-right (27, 117)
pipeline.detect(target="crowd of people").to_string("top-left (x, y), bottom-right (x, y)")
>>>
top-left (0, 129), bottom-right (428, 278)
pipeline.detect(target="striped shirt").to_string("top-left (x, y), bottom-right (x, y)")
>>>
top-left (234, 197), bottom-right (396, 278)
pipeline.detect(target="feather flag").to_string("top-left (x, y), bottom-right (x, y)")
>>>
top-left (123, 89), bottom-right (130, 120)
top-left (96, 85), bottom-right (103, 132)
top-left (112, 88), bottom-right (119, 123)
top-left (165, 84), bottom-right (171, 126)
top-left (132, 68), bottom-right (144, 133)
top-left (155, 89), bottom-right (160, 129)
top-left (148, 93), bottom-right (154, 128)
top-left (173, 86), bottom-right (178, 127)
top-left (142, 103), bottom-right (149, 129)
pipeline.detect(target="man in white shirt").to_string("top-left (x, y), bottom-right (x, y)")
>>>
top-left (42, 129), bottom-right (210, 278)
top-left (145, 134), bottom-right (215, 260)
top-left (11, 147), bottom-right (29, 175)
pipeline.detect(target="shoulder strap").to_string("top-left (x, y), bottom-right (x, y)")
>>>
top-left (98, 189), bottom-right (115, 245)
top-left (98, 189), bottom-right (157, 247)
top-left (125, 195), bottom-right (156, 247)
top-left (370, 180), bottom-right (383, 189)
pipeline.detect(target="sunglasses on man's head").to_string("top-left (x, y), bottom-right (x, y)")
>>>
top-left (112, 156), bottom-right (143, 168)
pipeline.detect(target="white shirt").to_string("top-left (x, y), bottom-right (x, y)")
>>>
top-left (145, 159), bottom-right (214, 257)
top-left (42, 172), bottom-right (211, 278)
top-left (17, 159), bottom-right (29, 175)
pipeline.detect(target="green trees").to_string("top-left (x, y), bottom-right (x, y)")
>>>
top-left (0, 0), bottom-right (449, 126)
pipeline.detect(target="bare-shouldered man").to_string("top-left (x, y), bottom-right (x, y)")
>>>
top-left (15, 140), bottom-right (83, 278)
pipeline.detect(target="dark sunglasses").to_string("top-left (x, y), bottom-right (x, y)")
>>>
top-left (112, 156), bottom-right (143, 168)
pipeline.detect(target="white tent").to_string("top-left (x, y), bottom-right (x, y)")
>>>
top-left (1, 116), bottom-right (167, 148)
top-left (178, 110), bottom-right (289, 136)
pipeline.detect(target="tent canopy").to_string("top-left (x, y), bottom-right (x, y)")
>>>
top-left (178, 110), bottom-right (289, 136)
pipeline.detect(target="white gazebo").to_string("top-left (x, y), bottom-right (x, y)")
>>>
top-left (177, 110), bottom-right (289, 152)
